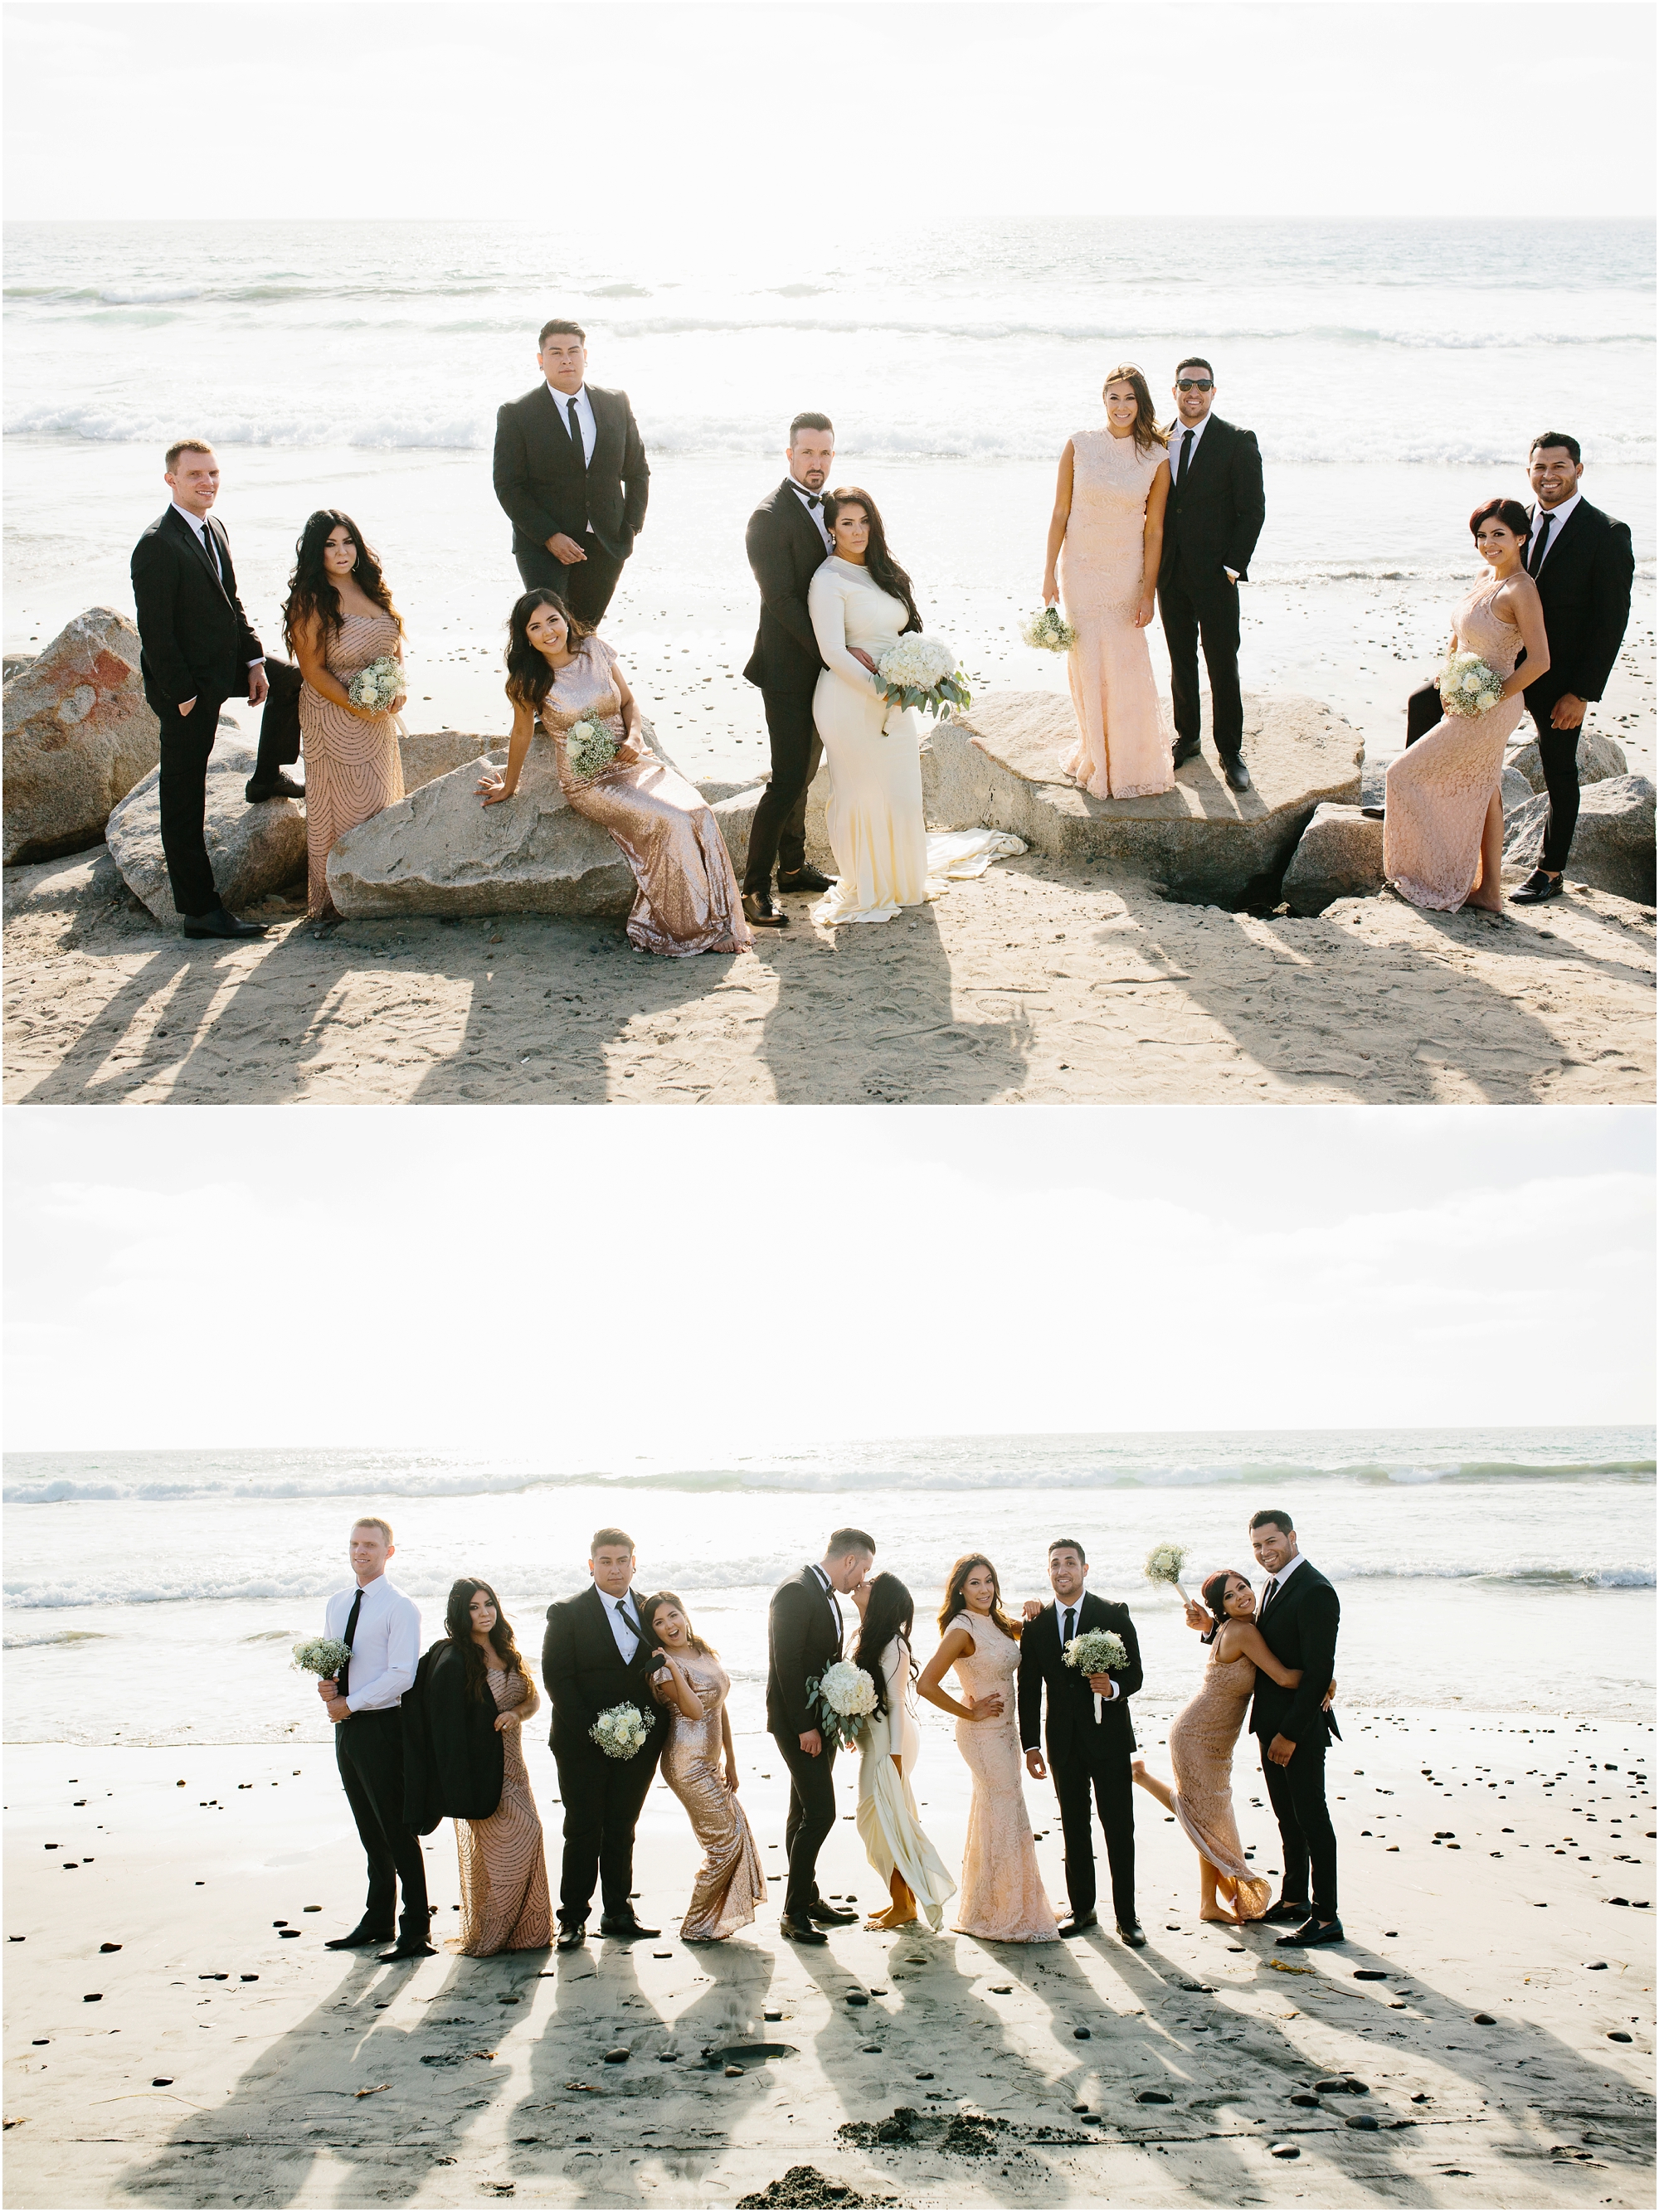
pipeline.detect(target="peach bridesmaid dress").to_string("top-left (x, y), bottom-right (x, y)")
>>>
top-left (659, 1651), bottom-right (766, 1941)
top-left (1166, 1648), bottom-right (1272, 1918)
top-left (946, 1613), bottom-right (1059, 1942)
top-left (454, 1665), bottom-right (552, 1956)
top-left (1058, 429), bottom-right (1173, 800)
top-left (299, 609), bottom-right (406, 917)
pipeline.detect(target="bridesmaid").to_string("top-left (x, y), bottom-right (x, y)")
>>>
top-left (1043, 365), bottom-right (1173, 800)
top-left (1384, 499), bottom-right (1549, 912)
top-left (436, 1579), bottom-right (552, 1957)
top-left (284, 508), bottom-right (407, 921)
top-left (849, 1573), bottom-right (956, 1932)
top-left (477, 591), bottom-right (752, 956)
top-left (643, 1592), bottom-right (766, 1942)
top-left (918, 1555), bottom-right (1058, 1944)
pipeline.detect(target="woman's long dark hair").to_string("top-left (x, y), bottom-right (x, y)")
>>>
top-left (1200, 1568), bottom-right (1237, 1647)
top-left (823, 486), bottom-right (921, 634)
top-left (504, 588), bottom-right (593, 717)
top-left (640, 1589), bottom-right (713, 1658)
top-left (938, 1553), bottom-right (1021, 1643)
top-left (443, 1578), bottom-right (526, 1701)
top-left (852, 1571), bottom-right (917, 1719)
top-left (1101, 363), bottom-right (1168, 457)
top-left (281, 508), bottom-right (402, 655)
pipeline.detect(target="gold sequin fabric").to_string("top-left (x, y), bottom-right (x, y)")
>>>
top-left (659, 1652), bottom-right (766, 1940)
top-left (454, 1665), bottom-right (552, 1956)
top-left (299, 610), bottom-right (406, 917)
top-left (1166, 1651), bottom-right (1272, 1918)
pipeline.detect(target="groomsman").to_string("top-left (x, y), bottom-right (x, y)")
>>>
top-left (740, 412), bottom-right (840, 928)
top-left (1511, 431), bottom-right (1635, 904)
top-left (316, 1517), bottom-right (433, 1961)
top-left (766, 1528), bottom-right (875, 1942)
top-left (1158, 359), bottom-right (1267, 793)
top-left (1019, 1538), bottom-right (1144, 1944)
top-left (493, 319), bottom-right (649, 625)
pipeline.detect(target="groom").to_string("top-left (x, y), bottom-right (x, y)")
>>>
top-left (766, 1526), bottom-right (875, 1942)
top-left (542, 1527), bottom-right (670, 1951)
top-left (1019, 1538), bottom-right (1144, 1943)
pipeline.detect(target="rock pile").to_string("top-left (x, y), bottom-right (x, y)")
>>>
top-left (3, 610), bottom-right (159, 864)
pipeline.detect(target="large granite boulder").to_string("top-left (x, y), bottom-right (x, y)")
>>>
top-left (3, 609), bottom-right (160, 864)
top-left (107, 729), bottom-right (307, 923)
top-left (397, 728), bottom-right (494, 793)
top-left (1506, 727), bottom-right (1627, 793)
top-left (1503, 775), bottom-right (1656, 904)
top-left (920, 690), bottom-right (1362, 902)
top-left (1281, 804), bottom-right (1384, 914)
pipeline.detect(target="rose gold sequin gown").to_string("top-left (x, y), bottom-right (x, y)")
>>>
top-left (946, 1613), bottom-right (1059, 1942)
top-left (299, 610), bottom-right (406, 917)
top-left (542, 636), bottom-right (752, 956)
top-left (1059, 430), bottom-right (1173, 800)
top-left (454, 1665), bottom-right (552, 1956)
top-left (1165, 1649), bottom-right (1272, 1918)
top-left (659, 1652), bottom-right (766, 1940)
top-left (1384, 576), bottom-right (1525, 910)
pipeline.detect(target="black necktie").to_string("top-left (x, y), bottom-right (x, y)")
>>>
top-left (568, 398), bottom-right (585, 464)
top-left (199, 521), bottom-right (221, 581)
top-left (1260, 1578), bottom-right (1278, 1617)
top-left (1528, 513), bottom-right (1553, 577)
top-left (1177, 430), bottom-right (1193, 487)
top-left (615, 1598), bottom-right (637, 1647)
top-left (338, 1587), bottom-right (363, 1698)
top-left (1063, 1606), bottom-right (1076, 1646)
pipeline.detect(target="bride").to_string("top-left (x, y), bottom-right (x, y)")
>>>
top-left (806, 488), bottom-right (1020, 927)
top-left (849, 1573), bottom-right (956, 1932)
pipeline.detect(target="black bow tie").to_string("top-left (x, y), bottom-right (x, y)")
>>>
top-left (795, 488), bottom-right (822, 509)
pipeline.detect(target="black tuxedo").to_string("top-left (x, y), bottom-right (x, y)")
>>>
top-left (1250, 1558), bottom-right (1340, 1918)
top-left (1521, 497), bottom-right (1635, 873)
top-left (766, 1566), bottom-right (845, 1918)
top-left (1017, 1593), bottom-right (1142, 1928)
top-left (493, 382), bottom-right (649, 625)
top-left (1156, 414), bottom-right (1266, 762)
top-left (741, 479), bottom-right (831, 894)
top-left (542, 1583), bottom-right (669, 1928)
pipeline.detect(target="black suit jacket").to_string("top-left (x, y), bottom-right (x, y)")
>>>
top-left (493, 383), bottom-right (649, 566)
top-left (1158, 415), bottom-right (1267, 587)
top-left (1018, 1593), bottom-right (1143, 1764)
top-left (401, 1641), bottom-right (505, 1834)
top-left (129, 506), bottom-right (263, 709)
top-left (541, 1583), bottom-right (669, 1764)
top-left (766, 1567), bottom-right (844, 1738)
top-left (1248, 1560), bottom-right (1339, 1748)
top-left (743, 479), bottom-right (830, 696)
top-left (1522, 497), bottom-right (1634, 714)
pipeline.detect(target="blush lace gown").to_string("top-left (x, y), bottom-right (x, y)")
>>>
top-left (1165, 1649), bottom-right (1272, 1919)
top-left (855, 1636), bottom-right (957, 1931)
top-left (1058, 430), bottom-right (1173, 800)
top-left (1384, 577), bottom-right (1525, 909)
top-left (454, 1666), bottom-right (553, 1956)
top-left (946, 1613), bottom-right (1059, 1942)
top-left (300, 609), bottom-right (406, 917)
top-left (659, 1652), bottom-right (766, 1940)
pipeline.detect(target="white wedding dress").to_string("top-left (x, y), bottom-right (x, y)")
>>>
top-left (855, 1636), bottom-right (957, 1931)
top-left (807, 557), bottom-right (1023, 926)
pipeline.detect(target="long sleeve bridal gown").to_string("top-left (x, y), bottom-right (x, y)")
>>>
top-left (855, 1636), bottom-right (956, 1931)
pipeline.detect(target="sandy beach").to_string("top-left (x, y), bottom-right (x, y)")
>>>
top-left (4, 1709), bottom-right (1652, 2209)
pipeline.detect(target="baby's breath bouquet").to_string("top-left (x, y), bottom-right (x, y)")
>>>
top-left (348, 656), bottom-right (405, 713)
top-left (292, 1636), bottom-right (353, 1679)
top-left (805, 1658), bottom-right (878, 1750)
top-left (589, 1701), bottom-right (650, 1761)
top-left (564, 717), bottom-right (618, 780)
top-left (1022, 606), bottom-right (1077, 653)
top-left (1063, 1628), bottom-right (1128, 1679)
top-left (1439, 649), bottom-right (1502, 719)
top-left (1143, 1541), bottom-right (1193, 1607)
top-left (874, 635), bottom-right (971, 724)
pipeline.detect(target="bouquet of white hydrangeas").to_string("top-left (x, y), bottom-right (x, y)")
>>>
top-left (1438, 649), bottom-right (1502, 719)
top-left (564, 717), bottom-right (618, 780)
top-left (291, 1636), bottom-right (353, 1679)
top-left (1143, 1541), bottom-right (1192, 1607)
top-left (348, 656), bottom-right (405, 713)
top-left (874, 635), bottom-right (971, 723)
top-left (1021, 606), bottom-right (1077, 653)
top-left (1063, 1628), bottom-right (1128, 1679)
top-left (805, 1658), bottom-right (879, 1750)
top-left (589, 1701), bottom-right (650, 1760)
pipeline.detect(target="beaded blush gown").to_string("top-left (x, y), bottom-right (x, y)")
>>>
top-left (454, 1666), bottom-right (553, 1956)
top-left (946, 1614), bottom-right (1059, 1942)
top-left (1165, 1649), bottom-right (1272, 1919)
top-left (299, 610), bottom-right (406, 917)
top-left (1058, 430), bottom-right (1173, 800)
top-left (1384, 576), bottom-right (1525, 910)
top-left (659, 1651), bottom-right (766, 1940)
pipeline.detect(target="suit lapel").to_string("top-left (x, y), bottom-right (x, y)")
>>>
top-left (1181, 416), bottom-right (1227, 489)
top-left (1532, 497), bottom-right (1588, 573)
top-left (168, 506), bottom-right (231, 605)
top-left (781, 478), bottom-right (823, 559)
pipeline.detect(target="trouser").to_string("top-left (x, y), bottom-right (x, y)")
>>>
top-left (1159, 569), bottom-right (1243, 757)
top-left (251, 658), bottom-right (304, 783)
top-left (744, 688), bottom-right (821, 892)
top-left (513, 534), bottom-right (626, 625)
top-left (1052, 1743), bottom-right (1136, 1928)
top-left (771, 1728), bottom-right (838, 1918)
top-left (1526, 711), bottom-right (1581, 873)
top-left (155, 693), bottom-right (228, 917)
top-left (334, 1709), bottom-right (430, 1939)
top-left (1259, 1732), bottom-right (1337, 1919)
top-left (552, 1741), bottom-right (661, 1927)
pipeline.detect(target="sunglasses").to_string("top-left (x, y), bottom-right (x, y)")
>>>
top-left (1175, 378), bottom-right (1214, 393)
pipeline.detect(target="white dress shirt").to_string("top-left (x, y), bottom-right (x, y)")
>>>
top-left (1260, 1549), bottom-right (1309, 1611)
top-left (168, 500), bottom-right (263, 666)
top-left (791, 477), bottom-right (833, 552)
top-left (1527, 489), bottom-right (1581, 571)
top-left (324, 1574), bottom-right (421, 1712)
top-left (547, 381), bottom-right (596, 466)
top-left (601, 1585), bottom-right (645, 1663)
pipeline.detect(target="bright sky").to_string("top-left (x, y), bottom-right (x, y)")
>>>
top-left (5, 1106), bottom-right (1652, 1451)
top-left (5, 1), bottom-right (1654, 225)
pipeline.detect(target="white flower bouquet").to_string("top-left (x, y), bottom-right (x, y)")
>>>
top-left (1439, 649), bottom-right (1502, 718)
top-left (805, 1658), bottom-right (879, 1750)
top-left (291, 1636), bottom-right (353, 1679)
top-left (589, 1701), bottom-right (650, 1761)
top-left (348, 655), bottom-right (405, 713)
top-left (1022, 606), bottom-right (1077, 653)
top-left (1063, 1628), bottom-right (1128, 1679)
top-left (874, 635), bottom-right (971, 723)
top-left (1143, 1541), bottom-right (1193, 1607)
top-left (564, 717), bottom-right (618, 780)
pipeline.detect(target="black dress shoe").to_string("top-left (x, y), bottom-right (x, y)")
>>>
top-left (1057, 1912), bottom-right (1098, 1939)
top-left (555, 1923), bottom-right (586, 1952)
top-left (1171, 738), bottom-right (1201, 769)
top-left (324, 1922), bottom-right (393, 1950)
top-left (1261, 1899), bottom-right (1311, 1924)
top-left (377, 1937), bottom-right (438, 1962)
top-left (1276, 1916), bottom-right (1345, 1949)
top-left (1360, 805), bottom-right (1385, 820)
top-left (742, 890), bottom-right (789, 929)
top-left (1116, 1923), bottom-right (1148, 1948)
top-left (778, 1914), bottom-right (829, 1945)
top-left (805, 1902), bottom-right (858, 1926)
top-left (776, 865), bottom-right (835, 894)
top-left (1221, 756), bottom-right (1253, 793)
top-left (182, 905), bottom-right (267, 941)
top-left (245, 772), bottom-right (305, 803)
top-left (1510, 868), bottom-right (1564, 904)
top-left (598, 1914), bottom-right (661, 1939)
